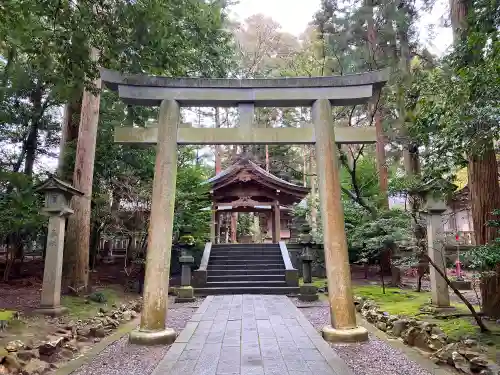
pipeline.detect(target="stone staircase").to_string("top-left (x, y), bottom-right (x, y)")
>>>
top-left (195, 243), bottom-right (299, 295)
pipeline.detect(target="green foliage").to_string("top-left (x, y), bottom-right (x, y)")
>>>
top-left (0, 172), bottom-right (44, 241)
top-left (236, 214), bottom-right (254, 238)
top-left (349, 209), bottom-right (413, 262)
top-left (408, 0), bottom-right (500, 177)
top-left (88, 291), bottom-right (107, 303)
top-left (467, 209), bottom-right (500, 270)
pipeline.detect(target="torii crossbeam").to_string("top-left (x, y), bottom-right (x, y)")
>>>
top-left (101, 68), bottom-right (389, 345)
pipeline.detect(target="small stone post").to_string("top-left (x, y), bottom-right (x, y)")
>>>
top-left (35, 176), bottom-right (83, 316)
top-left (175, 232), bottom-right (196, 303)
top-left (298, 224), bottom-right (318, 302)
top-left (313, 99), bottom-right (368, 342)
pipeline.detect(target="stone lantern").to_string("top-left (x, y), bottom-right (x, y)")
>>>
top-left (35, 175), bottom-right (83, 316)
top-left (175, 228), bottom-right (196, 303)
top-left (418, 178), bottom-right (456, 310)
top-left (298, 223), bottom-right (318, 302)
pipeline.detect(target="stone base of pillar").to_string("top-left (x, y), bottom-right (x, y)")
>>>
top-left (175, 286), bottom-right (196, 303)
top-left (129, 327), bottom-right (176, 345)
top-left (428, 305), bottom-right (457, 313)
top-left (322, 325), bottom-right (368, 343)
top-left (450, 280), bottom-right (472, 290)
top-left (298, 284), bottom-right (318, 302)
top-left (34, 306), bottom-right (68, 317)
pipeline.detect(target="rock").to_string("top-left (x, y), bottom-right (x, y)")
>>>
top-left (362, 300), bottom-right (374, 310)
top-left (428, 334), bottom-right (446, 351)
top-left (93, 338), bottom-right (101, 343)
top-left (463, 339), bottom-right (478, 347)
top-left (23, 339), bottom-right (43, 351)
top-left (355, 304), bottom-right (363, 312)
top-left (21, 358), bottom-right (50, 375)
top-left (470, 356), bottom-right (489, 372)
top-left (38, 337), bottom-right (64, 356)
top-left (391, 320), bottom-right (408, 337)
top-left (463, 350), bottom-right (482, 360)
top-left (54, 328), bottom-right (73, 342)
top-left (99, 306), bottom-right (109, 314)
top-left (420, 322), bottom-right (435, 332)
top-left (433, 343), bottom-right (458, 365)
top-left (122, 311), bottom-right (132, 321)
top-left (353, 296), bottom-right (364, 305)
top-left (5, 340), bottom-right (25, 352)
top-left (376, 322), bottom-right (387, 332)
top-left (408, 319), bottom-right (418, 327)
top-left (63, 340), bottom-right (79, 353)
top-left (402, 327), bottom-right (419, 346)
top-left (388, 315), bottom-right (399, 322)
top-left (90, 327), bottom-right (106, 338)
top-left (130, 301), bottom-right (142, 313)
top-left (77, 327), bottom-right (91, 337)
top-left (3, 354), bottom-right (22, 371)
top-left (130, 311), bottom-right (138, 319)
top-left (452, 351), bottom-right (472, 374)
top-left (414, 331), bottom-right (432, 352)
top-left (106, 317), bottom-right (120, 328)
top-left (58, 348), bottom-right (74, 360)
top-left (15, 350), bottom-right (39, 362)
top-left (431, 326), bottom-right (445, 336)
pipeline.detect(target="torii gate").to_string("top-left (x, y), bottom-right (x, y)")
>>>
top-left (101, 68), bottom-right (389, 345)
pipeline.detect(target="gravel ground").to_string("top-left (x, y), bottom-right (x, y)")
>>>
top-left (298, 304), bottom-right (434, 375)
top-left (70, 297), bottom-right (201, 375)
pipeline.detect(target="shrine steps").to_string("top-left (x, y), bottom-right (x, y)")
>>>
top-left (196, 243), bottom-right (299, 295)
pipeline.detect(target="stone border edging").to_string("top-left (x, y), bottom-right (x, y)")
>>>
top-left (357, 314), bottom-right (458, 375)
top-left (54, 317), bottom-right (140, 375)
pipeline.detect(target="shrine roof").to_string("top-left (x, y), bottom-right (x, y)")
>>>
top-left (205, 158), bottom-right (310, 199)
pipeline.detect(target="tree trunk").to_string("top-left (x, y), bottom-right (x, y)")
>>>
top-left (57, 94), bottom-right (83, 178)
top-left (309, 147), bottom-right (318, 234)
top-left (214, 108), bottom-right (222, 174)
top-left (468, 147), bottom-right (500, 244)
top-left (24, 87), bottom-right (43, 177)
top-left (366, 0), bottom-right (389, 209)
top-left (480, 266), bottom-right (500, 318)
top-left (449, 0), bottom-right (500, 246)
top-left (63, 48), bottom-right (101, 293)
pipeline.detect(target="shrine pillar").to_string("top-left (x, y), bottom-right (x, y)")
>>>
top-left (313, 99), bottom-right (368, 343)
top-left (274, 201), bottom-right (281, 242)
top-left (129, 99), bottom-right (179, 345)
top-left (210, 203), bottom-right (216, 243)
top-left (215, 211), bottom-right (221, 244)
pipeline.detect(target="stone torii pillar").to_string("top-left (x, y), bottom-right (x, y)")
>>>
top-left (313, 99), bottom-right (367, 342)
top-left (129, 100), bottom-right (179, 345)
top-left (100, 68), bottom-right (389, 344)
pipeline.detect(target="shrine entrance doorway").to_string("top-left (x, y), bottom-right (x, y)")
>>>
top-left (101, 68), bottom-right (389, 345)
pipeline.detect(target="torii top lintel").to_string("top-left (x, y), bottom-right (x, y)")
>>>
top-left (100, 68), bottom-right (389, 107)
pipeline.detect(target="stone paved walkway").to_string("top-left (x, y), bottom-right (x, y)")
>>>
top-left (152, 295), bottom-right (353, 375)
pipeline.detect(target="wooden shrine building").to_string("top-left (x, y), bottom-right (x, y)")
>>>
top-left (206, 157), bottom-right (309, 243)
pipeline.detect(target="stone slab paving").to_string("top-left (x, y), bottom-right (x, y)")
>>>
top-left (152, 295), bottom-right (353, 375)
